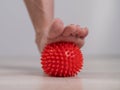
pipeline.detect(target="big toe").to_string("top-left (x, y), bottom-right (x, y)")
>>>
top-left (48, 18), bottom-right (64, 39)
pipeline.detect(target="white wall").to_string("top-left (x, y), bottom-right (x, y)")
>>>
top-left (0, 0), bottom-right (38, 56)
top-left (0, 0), bottom-right (120, 56)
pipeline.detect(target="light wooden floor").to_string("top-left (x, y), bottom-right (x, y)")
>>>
top-left (0, 56), bottom-right (120, 90)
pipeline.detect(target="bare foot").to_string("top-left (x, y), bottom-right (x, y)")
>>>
top-left (36, 18), bottom-right (88, 52)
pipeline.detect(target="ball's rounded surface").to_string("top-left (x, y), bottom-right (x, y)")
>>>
top-left (41, 42), bottom-right (83, 77)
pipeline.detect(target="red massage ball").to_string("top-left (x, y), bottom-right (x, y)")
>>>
top-left (41, 42), bottom-right (83, 77)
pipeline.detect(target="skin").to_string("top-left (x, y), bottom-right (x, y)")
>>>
top-left (24, 0), bottom-right (88, 52)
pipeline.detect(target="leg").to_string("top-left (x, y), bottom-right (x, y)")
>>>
top-left (24, 0), bottom-right (88, 52)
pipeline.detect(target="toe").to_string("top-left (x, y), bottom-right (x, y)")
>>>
top-left (62, 24), bottom-right (77, 36)
top-left (83, 27), bottom-right (89, 37)
top-left (48, 18), bottom-right (64, 39)
top-left (76, 25), bottom-right (88, 39)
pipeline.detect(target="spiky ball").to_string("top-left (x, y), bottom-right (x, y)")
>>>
top-left (41, 42), bottom-right (83, 77)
